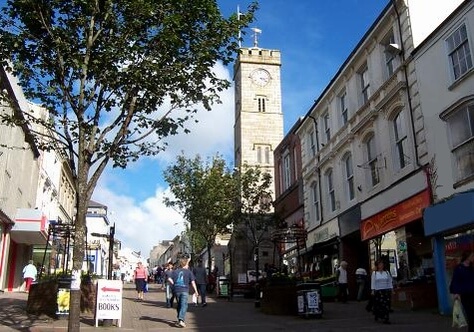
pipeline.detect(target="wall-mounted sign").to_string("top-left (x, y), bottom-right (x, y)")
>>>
top-left (361, 189), bottom-right (430, 241)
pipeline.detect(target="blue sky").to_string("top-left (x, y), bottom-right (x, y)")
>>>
top-left (91, 0), bottom-right (390, 257)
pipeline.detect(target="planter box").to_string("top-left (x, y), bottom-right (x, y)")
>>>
top-left (26, 279), bottom-right (97, 318)
top-left (261, 282), bottom-right (297, 315)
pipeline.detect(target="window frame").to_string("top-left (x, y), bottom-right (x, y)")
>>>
top-left (392, 110), bottom-right (409, 170)
top-left (325, 169), bottom-right (336, 212)
top-left (310, 181), bottom-right (321, 223)
top-left (366, 135), bottom-right (380, 187)
top-left (322, 112), bottom-right (331, 143)
top-left (343, 153), bottom-right (355, 201)
top-left (445, 102), bottom-right (474, 184)
top-left (359, 65), bottom-right (370, 105)
top-left (282, 151), bottom-right (292, 191)
top-left (446, 23), bottom-right (473, 81)
top-left (339, 91), bottom-right (348, 126)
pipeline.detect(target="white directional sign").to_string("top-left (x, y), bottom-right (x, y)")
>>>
top-left (95, 279), bottom-right (123, 327)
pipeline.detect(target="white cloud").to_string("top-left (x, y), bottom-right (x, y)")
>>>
top-left (157, 61), bottom-right (235, 165)
top-left (93, 182), bottom-right (186, 257)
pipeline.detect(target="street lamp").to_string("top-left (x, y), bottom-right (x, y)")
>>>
top-left (90, 223), bottom-right (115, 280)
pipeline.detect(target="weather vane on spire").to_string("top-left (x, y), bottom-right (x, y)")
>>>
top-left (251, 27), bottom-right (262, 48)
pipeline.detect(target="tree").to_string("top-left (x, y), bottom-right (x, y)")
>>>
top-left (163, 154), bottom-right (237, 275)
top-left (232, 164), bottom-right (275, 290)
top-left (0, 1), bottom-right (256, 330)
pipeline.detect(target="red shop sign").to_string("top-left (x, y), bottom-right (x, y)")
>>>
top-left (361, 189), bottom-right (431, 241)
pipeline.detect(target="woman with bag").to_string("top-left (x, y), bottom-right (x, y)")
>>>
top-left (134, 261), bottom-right (148, 301)
top-left (370, 259), bottom-right (393, 324)
top-left (450, 251), bottom-right (474, 331)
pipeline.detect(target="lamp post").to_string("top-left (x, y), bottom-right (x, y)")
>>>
top-left (91, 223), bottom-right (115, 280)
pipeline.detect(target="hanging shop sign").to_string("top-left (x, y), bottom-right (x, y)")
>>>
top-left (361, 189), bottom-right (431, 241)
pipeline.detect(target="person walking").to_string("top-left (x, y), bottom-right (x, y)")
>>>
top-left (164, 262), bottom-right (175, 308)
top-left (22, 260), bottom-right (37, 293)
top-left (450, 250), bottom-right (474, 332)
top-left (355, 266), bottom-right (368, 301)
top-left (336, 261), bottom-right (349, 303)
top-left (371, 259), bottom-right (393, 324)
top-left (134, 262), bottom-right (147, 301)
top-left (168, 257), bottom-right (199, 328)
top-left (193, 260), bottom-right (208, 307)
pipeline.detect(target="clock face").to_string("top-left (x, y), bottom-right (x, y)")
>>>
top-left (250, 69), bottom-right (270, 87)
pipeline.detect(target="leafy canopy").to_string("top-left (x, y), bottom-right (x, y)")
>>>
top-left (0, 0), bottom-right (257, 176)
top-left (164, 154), bottom-right (237, 252)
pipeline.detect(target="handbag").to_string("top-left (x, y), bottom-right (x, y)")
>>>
top-left (452, 298), bottom-right (467, 328)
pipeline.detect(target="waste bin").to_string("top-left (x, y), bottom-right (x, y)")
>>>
top-left (296, 283), bottom-right (323, 318)
top-left (217, 276), bottom-right (230, 299)
top-left (56, 277), bottom-right (72, 319)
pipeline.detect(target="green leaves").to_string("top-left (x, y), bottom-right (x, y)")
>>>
top-left (0, 0), bottom-right (257, 173)
top-left (164, 153), bottom-right (238, 252)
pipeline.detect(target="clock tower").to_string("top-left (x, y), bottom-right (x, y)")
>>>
top-left (233, 46), bottom-right (284, 200)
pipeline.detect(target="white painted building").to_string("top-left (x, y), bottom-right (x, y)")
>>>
top-left (84, 200), bottom-right (114, 278)
top-left (294, 0), bottom-right (463, 298)
top-left (0, 68), bottom-right (41, 291)
top-left (413, 0), bottom-right (474, 314)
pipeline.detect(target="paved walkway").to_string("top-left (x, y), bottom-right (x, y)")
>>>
top-left (0, 283), bottom-right (466, 331)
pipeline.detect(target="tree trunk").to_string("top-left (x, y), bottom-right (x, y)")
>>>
top-left (68, 194), bottom-right (88, 331)
top-left (207, 243), bottom-right (212, 277)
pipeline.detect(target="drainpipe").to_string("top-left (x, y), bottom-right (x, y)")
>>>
top-left (392, 0), bottom-right (421, 168)
top-left (308, 115), bottom-right (324, 223)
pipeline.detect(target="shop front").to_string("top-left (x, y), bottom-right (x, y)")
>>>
top-left (305, 218), bottom-right (340, 282)
top-left (339, 205), bottom-right (368, 299)
top-left (361, 188), bottom-right (434, 309)
top-left (423, 189), bottom-right (474, 315)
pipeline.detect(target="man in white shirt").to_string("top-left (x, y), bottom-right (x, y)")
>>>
top-left (22, 260), bottom-right (37, 293)
top-left (336, 261), bottom-right (349, 303)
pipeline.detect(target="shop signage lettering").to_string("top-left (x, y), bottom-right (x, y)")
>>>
top-left (361, 189), bottom-right (431, 241)
top-left (95, 279), bottom-right (123, 327)
top-left (445, 234), bottom-right (474, 254)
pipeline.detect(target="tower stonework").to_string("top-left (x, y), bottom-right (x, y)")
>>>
top-left (234, 47), bottom-right (284, 200)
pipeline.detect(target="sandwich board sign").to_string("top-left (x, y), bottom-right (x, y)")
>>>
top-left (95, 279), bottom-right (123, 327)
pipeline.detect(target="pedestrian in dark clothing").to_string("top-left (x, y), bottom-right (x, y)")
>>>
top-left (371, 259), bottom-right (393, 324)
top-left (168, 257), bottom-right (199, 328)
top-left (450, 250), bottom-right (474, 332)
top-left (164, 262), bottom-right (174, 308)
top-left (193, 260), bottom-right (208, 307)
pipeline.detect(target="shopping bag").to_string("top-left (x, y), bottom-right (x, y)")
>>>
top-left (452, 299), bottom-right (467, 328)
top-left (143, 282), bottom-right (149, 293)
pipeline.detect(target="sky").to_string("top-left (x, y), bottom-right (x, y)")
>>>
top-left (91, 0), bottom-right (390, 257)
